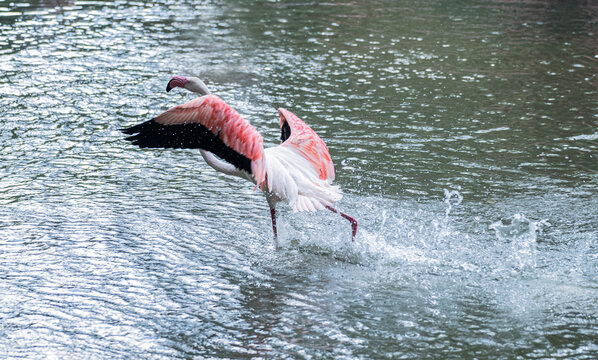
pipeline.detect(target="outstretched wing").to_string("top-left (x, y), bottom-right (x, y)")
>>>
top-left (278, 108), bottom-right (335, 182)
top-left (122, 95), bottom-right (266, 186)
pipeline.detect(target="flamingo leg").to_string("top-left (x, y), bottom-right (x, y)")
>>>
top-left (325, 206), bottom-right (358, 241)
top-left (270, 207), bottom-right (278, 239)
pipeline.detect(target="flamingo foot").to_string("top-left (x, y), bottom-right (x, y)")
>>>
top-left (325, 206), bottom-right (358, 241)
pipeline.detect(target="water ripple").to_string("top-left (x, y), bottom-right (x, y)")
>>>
top-left (1, 0), bottom-right (597, 358)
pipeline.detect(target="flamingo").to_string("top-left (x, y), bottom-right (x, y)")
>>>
top-left (122, 76), bottom-right (358, 245)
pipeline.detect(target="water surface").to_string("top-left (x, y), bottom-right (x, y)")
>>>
top-left (1, 0), bottom-right (597, 358)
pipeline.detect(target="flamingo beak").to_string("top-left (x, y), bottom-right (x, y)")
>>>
top-left (166, 76), bottom-right (189, 92)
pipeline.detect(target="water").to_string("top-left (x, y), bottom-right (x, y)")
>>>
top-left (1, 0), bottom-right (597, 358)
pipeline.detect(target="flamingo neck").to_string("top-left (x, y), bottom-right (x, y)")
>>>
top-left (186, 77), bottom-right (211, 95)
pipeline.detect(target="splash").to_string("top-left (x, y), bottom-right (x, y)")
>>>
top-left (489, 214), bottom-right (551, 270)
top-left (276, 194), bottom-right (559, 282)
top-left (443, 189), bottom-right (463, 218)
top-left (277, 194), bottom-right (463, 268)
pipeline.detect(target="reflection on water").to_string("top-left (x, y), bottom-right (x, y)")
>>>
top-left (1, 0), bottom-right (597, 358)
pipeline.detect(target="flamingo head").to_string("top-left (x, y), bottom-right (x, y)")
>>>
top-left (166, 76), bottom-right (189, 92)
top-left (166, 76), bottom-right (211, 95)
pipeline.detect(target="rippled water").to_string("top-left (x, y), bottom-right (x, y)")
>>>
top-left (1, 0), bottom-right (597, 358)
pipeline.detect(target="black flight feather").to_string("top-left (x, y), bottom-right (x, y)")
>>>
top-left (121, 119), bottom-right (252, 174)
top-left (280, 121), bottom-right (291, 143)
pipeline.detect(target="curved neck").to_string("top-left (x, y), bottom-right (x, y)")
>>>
top-left (186, 77), bottom-right (211, 96)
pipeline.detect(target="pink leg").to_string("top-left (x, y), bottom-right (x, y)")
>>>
top-left (270, 207), bottom-right (278, 239)
top-left (326, 206), bottom-right (358, 241)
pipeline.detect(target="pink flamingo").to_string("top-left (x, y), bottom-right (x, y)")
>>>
top-left (122, 76), bottom-right (358, 245)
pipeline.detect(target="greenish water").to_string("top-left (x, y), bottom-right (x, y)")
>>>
top-left (1, 0), bottom-right (597, 358)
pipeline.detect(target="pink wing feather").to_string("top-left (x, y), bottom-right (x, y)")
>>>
top-left (155, 95), bottom-right (266, 186)
top-left (278, 108), bottom-right (335, 182)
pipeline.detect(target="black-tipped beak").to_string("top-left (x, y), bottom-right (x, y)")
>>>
top-left (166, 80), bottom-right (173, 92)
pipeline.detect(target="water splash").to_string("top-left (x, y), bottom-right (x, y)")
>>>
top-left (443, 189), bottom-right (463, 218)
top-left (489, 214), bottom-right (551, 270)
top-left (277, 194), bottom-right (464, 269)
